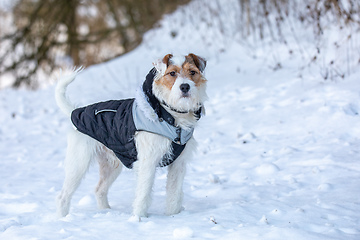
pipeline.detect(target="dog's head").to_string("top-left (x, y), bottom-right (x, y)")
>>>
top-left (152, 53), bottom-right (208, 113)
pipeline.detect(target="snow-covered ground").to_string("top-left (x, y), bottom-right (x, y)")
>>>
top-left (1, 0), bottom-right (360, 239)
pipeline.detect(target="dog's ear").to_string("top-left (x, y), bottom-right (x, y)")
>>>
top-left (187, 53), bottom-right (206, 73)
top-left (162, 54), bottom-right (173, 66)
top-left (153, 54), bottom-right (173, 78)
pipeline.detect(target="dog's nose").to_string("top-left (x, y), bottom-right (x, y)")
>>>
top-left (180, 83), bottom-right (190, 94)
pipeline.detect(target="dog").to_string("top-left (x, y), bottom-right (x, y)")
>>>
top-left (55, 53), bottom-right (208, 219)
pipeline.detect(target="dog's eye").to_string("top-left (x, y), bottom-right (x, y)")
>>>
top-left (169, 71), bottom-right (176, 77)
top-left (190, 70), bottom-right (197, 76)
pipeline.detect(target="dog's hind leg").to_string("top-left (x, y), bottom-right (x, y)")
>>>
top-left (95, 149), bottom-right (122, 209)
top-left (165, 138), bottom-right (196, 216)
top-left (56, 130), bottom-right (97, 217)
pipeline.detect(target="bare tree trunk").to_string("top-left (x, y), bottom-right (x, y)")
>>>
top-left (65, 0), bottom-right (80, 66)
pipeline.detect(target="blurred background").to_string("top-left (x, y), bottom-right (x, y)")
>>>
top-left (0, 0), bottom-right (359, 89)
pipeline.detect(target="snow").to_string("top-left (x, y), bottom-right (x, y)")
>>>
top-left (173, 227), bottom-right (194, 238)
top-left (1, 0), bottom-right (360, 239)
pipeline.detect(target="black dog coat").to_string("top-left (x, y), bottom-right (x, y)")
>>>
top-left (71, 68), bottom-right (201, 169)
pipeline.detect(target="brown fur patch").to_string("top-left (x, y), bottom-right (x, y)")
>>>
top-left (155, 65), bottom-right (180, 90)
top-left (162, 54), bottom-right (173, 67)
top-left (186, 53), bottom-right (206, 72)
top-left (181, 62), bottom-right (207, 87)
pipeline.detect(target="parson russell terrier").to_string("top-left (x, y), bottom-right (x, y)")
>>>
top-left (55, 53), bottom-right (208, 219)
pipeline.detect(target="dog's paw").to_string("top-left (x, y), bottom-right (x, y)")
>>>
top-left (128, 215), bottom-right (142, 222)
top-left (132, 207), bottom-right (149, 219)
top-left (165, 206), bottom-right (185, 216)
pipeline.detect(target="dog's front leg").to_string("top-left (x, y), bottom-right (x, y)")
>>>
top-left (132, 157), bottom-right (157, 218)
top-left (165, 156), bottom-right (186, 215)
top-left (132, 132), bottom-right (170, 218)
top-left (165, 139), bottom-right (195, 216)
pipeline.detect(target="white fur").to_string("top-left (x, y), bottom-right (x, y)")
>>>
top-left (56, 55), bottom-right (206, 219)
top-left (169, 55), bottom-right (186, 67)
top-left (135, 86), bottom-right (158, 122)
top-left (132, 132), bottom-right (171, 217)
top-left (153, 59), bottom-right (167, 79)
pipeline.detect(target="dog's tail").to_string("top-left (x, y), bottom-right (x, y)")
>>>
top-left (55, 67), bottom-right (84, 117)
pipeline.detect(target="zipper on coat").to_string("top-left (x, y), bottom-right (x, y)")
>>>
top-left (94, 109), bottom-right (117, 115)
